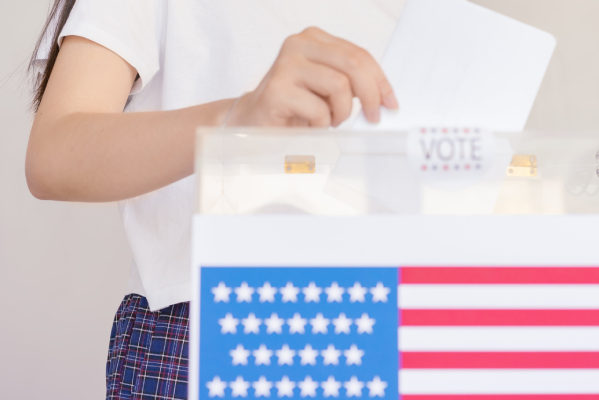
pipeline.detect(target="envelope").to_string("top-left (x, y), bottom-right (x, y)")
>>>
top-left (353, 0), bottom-right (556, 131)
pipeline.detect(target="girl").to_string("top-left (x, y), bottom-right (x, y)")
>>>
top-left (27, 0), bottom-right (401, 398)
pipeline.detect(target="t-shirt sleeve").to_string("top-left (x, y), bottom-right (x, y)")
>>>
top-left (57, 0), bottom-right (164, 94)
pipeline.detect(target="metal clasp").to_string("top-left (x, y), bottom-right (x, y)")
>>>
top-left (284, 155), bottom-right (315, 174)
top-left (507, 155), bottom-right (537, 177)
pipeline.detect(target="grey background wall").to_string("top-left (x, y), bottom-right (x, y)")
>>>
top-left (0, 2), bottom-right (131, 399)
top-left (0, 1), bottom-right (597, 399)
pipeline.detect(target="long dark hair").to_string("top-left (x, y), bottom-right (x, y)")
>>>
top-left (29, 0), bottom-right (76, 113)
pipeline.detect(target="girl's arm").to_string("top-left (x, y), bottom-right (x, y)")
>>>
top-left (27, 36), bottom-right (235, 202)
top-left (27, 29), bottom-right (397, 202)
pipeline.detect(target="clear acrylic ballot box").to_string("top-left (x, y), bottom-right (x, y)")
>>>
top-left (190, 128), bottom-right (599, 400)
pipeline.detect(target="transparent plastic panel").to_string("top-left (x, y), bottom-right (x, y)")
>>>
top-left (195, 128), bottom-right (599, 216)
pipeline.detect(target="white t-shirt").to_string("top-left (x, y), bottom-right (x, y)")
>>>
top-left (55, 0), bottom-right (405, 311)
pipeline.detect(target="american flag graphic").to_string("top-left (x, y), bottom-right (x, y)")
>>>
top-left (196, 267), bottom-right (599, 399)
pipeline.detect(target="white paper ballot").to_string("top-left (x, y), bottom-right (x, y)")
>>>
top-left (353, 0), bottom-right (556, 131)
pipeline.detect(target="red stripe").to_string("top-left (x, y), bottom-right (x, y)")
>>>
top-left (402, 396), bottom-right (599, 400)
top-left (401, 352), bottom-right (599, 369)
top-left (401, 310), bottom-right (599, 326)
top-left (400, 267), bottom-right (599, 284)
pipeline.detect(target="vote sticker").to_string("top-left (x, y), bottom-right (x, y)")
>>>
top-left (407, 127), bottom-right (496, 190)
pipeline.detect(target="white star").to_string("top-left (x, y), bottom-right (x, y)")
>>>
top-left (298, 376), bottom-right (319, 398)
top-left (321, 344), bottom-right (341, 366)
top-left (264, 313), bottom-right (285, 334)
top-left (325, 282), bottom-right (345, 303)
top-left (321, 376), bottom-right (341, 398)
top-left (347, 282), bottom-right (367, 303)
top-left (370, 282), bottom-right (390, 303)
top-left (229, 344), bottom-right (250, 365)
top-left (253, 376), bottom-right (273, 398)
top-left (235, 282), bottom-right (255, 303)
top-left (332, 313), bottom-right (352, 334)
top-left (257, 282), bottom-right (277, 303)
top-left (309, 313), bottom-right (330, 334)
top-left (230, 376), bottom-right (250, 398)
top-left (241, 313), bottom-right (262, 334)
top-left (344, 344), bottom-right (364, 366)
top-left (302, 282), bottom-right (322, 303)
top-left (212, 282), bottom-right (232, 303)
top-left (219, 313), bottom-right (239, 334)
top-left (207, 376), bottom-right (227, 398)
top-left (253, 344), bottom-right (273, 366)
top-left (366, 377), bottom-right (387, 398)
top-left (287, 313), bottom-right (307, 334)
top-left (298, 344), bottom-right (319, 366)
top-left (344, 377), bottom-right (364, 397)
top-left (275, 376), bottom-right (296, 398)
top-left (355, 313), bottom-right (376, 334)
top-left (280, 282), bottom-right (300, 303)
top-left (275, 344), bottom-right (296, 366)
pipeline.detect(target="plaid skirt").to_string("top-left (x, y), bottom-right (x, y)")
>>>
top-left (106, 294), bottom-right (190, 400)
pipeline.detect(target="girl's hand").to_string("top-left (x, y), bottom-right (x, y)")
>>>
top-left (227, 27), bottom-right (398, 128)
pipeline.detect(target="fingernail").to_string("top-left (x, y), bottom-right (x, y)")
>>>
top-left (384, 93), bottom-right (399, 109)
top-left (365, 109), bottom-right (380, 124)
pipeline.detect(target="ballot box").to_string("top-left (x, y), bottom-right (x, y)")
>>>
top-left (189, 128), bottom-right (599, 400)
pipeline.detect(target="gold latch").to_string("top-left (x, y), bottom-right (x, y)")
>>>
top-left (507, 155), bottom-right (537, 177)
top-left (284, 155), bottom-right (315, 174)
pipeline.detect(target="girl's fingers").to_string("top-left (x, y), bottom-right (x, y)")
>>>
top-left (284, 87), bottom-right (332, 127)
top-left (304, 27), bottom-right (397, 108)
top-left (295, 61), bottom-right (354, 127)
top-left (304, 41), bottom-right (381, 122)
top-left (294, 28), bottom-right (399, 120)
top-left (242, 28), bottom-right (397, 127)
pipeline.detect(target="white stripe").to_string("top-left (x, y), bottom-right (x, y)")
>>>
top-left (399, 369), bottom-right (599, 394)
top-left (399, 327), bottom-right (599, 351)
top-left (196, 216), bottom-right (599, 266)
top-left (399, 285), bottom-right (599, 309)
